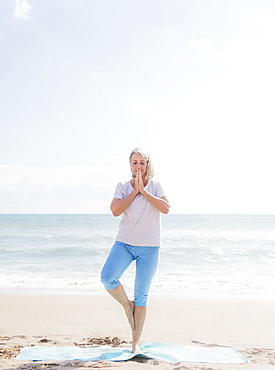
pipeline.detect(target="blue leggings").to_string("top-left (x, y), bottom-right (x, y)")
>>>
top-left (101, 241), bottom-right (160, 307)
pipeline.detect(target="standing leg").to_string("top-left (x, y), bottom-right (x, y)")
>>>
top-left (132, 247), bottom-right (160, 353)
top-left (132, 306), bottom-right (147, 353)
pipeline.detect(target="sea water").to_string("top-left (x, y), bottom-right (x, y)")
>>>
top-left (0, 214), bottom-right (274, 300)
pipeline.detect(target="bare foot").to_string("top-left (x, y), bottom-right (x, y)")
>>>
top-left (132, 343), bottom-right (142, 354)
top-left (125, 300), bottom-right (135, 331)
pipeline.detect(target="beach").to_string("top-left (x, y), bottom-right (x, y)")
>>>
top-left (1, 294), bottom-right (275, 370)
top-left (1, 214), bottom-right (275, 369)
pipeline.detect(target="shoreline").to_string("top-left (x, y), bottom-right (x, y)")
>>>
top-left (1, 288), bottom-right (275, 302)
top-left (1, 294), bottom-right (275, 369)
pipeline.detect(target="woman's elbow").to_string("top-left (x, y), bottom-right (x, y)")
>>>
top-left (162, 203), bottom-right (170, 214)
top-left (110, 206), bottom-right (121, 217)
top-left (111, 211), bottom-right (121, 217)
top-left (110, 199), bottom-right (122, 217)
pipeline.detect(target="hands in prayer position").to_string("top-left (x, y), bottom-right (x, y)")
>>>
top-left (133, 170), bottom-right (146, 195)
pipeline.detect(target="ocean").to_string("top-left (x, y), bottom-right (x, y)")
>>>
top-left (0, 214), bottom-right (274, 300)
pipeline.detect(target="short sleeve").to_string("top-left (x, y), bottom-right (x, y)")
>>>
top-left (113, 182), bottom-right (125, 199)
top-left (155, 182), bottom-right (166, 198)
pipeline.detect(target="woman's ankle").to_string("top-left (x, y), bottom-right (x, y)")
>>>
top-left (132, 342), bottom-right (141, 354)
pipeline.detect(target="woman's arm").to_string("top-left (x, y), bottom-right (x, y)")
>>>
top-left (110, 190), bottom-right (138, 217)
top-left (140, 191), bottom-right (170, 214)
top-left (111, 173), bottom-right (170, 216)
top-left (111, 176), bottom-right (140, 217)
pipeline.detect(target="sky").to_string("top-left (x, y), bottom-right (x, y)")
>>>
top-left (0, 0), bottom-right (275, 214)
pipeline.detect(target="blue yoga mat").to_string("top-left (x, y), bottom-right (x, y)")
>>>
top-left (16, 342), bottom-right (247, 363)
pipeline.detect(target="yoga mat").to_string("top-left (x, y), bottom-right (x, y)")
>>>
top-left (16, 342), bottom-right (247, 363)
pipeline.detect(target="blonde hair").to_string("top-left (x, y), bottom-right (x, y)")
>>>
top-left (129, 147), bottom-right (154, 179)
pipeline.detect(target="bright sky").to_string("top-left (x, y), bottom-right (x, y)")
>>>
top-left (1, 0), bottom-right (274, 214)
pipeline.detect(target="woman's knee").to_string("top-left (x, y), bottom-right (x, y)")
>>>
top-left (100, 267), bottom-right (119, 290)
top-left (134, 283), bottom-right (150, 306)
top-left (134, 293), bottom-right (148, 307)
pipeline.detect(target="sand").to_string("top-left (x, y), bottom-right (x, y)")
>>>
top-left (0, 294), bottom-right (275, 370)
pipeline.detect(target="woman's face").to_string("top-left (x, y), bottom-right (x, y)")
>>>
top-left (130, 153), bottom-right (147, 178)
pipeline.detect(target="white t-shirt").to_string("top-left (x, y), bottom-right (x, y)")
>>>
top-left (114, 180), bottom-right (166, 247)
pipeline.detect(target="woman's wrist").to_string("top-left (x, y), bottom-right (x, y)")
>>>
top-left (139, 188), bottom-right (146, 196)
top-left (132, 188), bottom-right (139, 197)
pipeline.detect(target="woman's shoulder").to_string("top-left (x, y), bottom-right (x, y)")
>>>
top-left (147, 179), bottom-right (166, 197)
top-left (116, 180), bottom-right (131, 186)
top-left (113, 180), bottom-right (132, 199)
top-left (115, 180), bottom-right (132, 190)
top-left (147, 179), bottom-right (162, 187)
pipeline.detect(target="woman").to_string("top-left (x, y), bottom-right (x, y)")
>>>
top-left (101, 147), bottom-right (170, 353)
